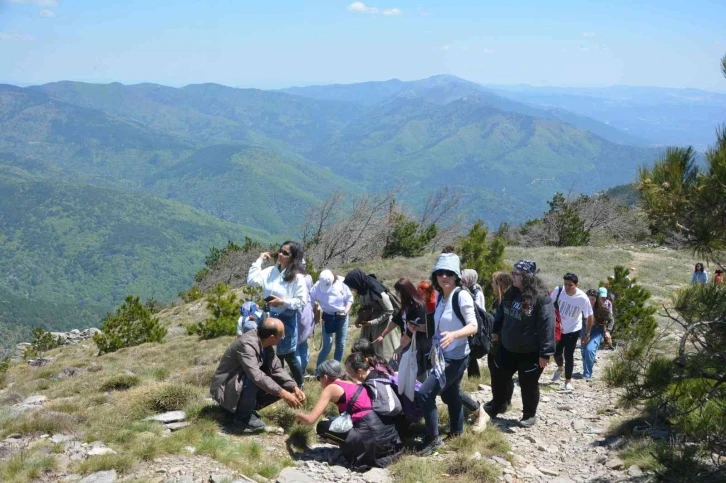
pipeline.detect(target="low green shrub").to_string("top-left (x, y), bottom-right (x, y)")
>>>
top-left (100, 374), bottom-right (141, 392)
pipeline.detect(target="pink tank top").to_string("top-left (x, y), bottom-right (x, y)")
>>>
top-left (334, 381), bottom-right (372, 423)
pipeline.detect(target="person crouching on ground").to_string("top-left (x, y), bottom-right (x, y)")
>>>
top-left (487, 260), bottom-right (555, 428)
top-left (210, 317), bottom-right (306, 432)
top-left (417, 252), bottom-right (479, 455)
top-left (294, 357), bottom-right (402, 471)
top-left (247, 241), bottom-right (308, 387)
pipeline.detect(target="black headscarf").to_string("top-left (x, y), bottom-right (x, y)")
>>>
top-left (344, 269), bottom-right (388, 297)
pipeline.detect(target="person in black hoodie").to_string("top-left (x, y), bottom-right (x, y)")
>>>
top-left (487, 259), bottom-right (555, 428)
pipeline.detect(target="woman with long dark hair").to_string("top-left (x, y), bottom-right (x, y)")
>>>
top-left (488, 260), bottom-right (555, 428)
top-left (581, 289), bottom-right (615, 381)
top-left (247, 241), bottom-right (308, 386)
top-left (394, 278), bottom-right (431, 374)
top-left (692, 262), bottom-right (708, 284)
top-left (343, 269), bottom-right (400, 361)
top-left (484, 271), bottom-right (514, 413)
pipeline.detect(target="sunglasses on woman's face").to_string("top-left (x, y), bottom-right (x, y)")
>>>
top-left (511, 271), bottom-right (524, 278)
top-left (435, 270), bottom-right (456, 278)
top-left (278, 249), bottom-right (291, 257)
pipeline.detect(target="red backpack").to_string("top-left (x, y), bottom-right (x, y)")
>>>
top-left (553, 286), bottom-right (564, 342)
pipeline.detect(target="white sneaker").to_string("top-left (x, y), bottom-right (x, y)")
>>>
top-left (551, 369), bottom-right (563, 382)
top-left (564, 382), bottom-right (574, 391)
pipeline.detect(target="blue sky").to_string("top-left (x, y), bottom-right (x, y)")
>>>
top-left (1, 0), bottom-right (725, 90)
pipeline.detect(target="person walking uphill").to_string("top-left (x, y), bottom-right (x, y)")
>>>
top-left (247, 241), bottom-right (308, 387)
top-left (488, 260), bottom-right (555, 428)
top-left (343, 269), bottom-right (401, 361)
top-left (581, 289), bottom-right (615, 381)
top-left (417, 253), bottom-right (479, 455)
top-left (210, 317), bottom-right (306, 432)
top-left (551, 273), bottom-right (594, 390)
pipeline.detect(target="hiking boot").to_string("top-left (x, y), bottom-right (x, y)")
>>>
top-left (484, 402), bottom-right (508, 419)
top-left (232, 413), bottom-right (266, 432)
top-left (518, 415), bottom-right (538, 428)
top-left (471, 406), bottom-right (489, 433)
top-left (418, 437), bottom-right (444, 456)
top-left (551, 368), bottom-right (563, 382)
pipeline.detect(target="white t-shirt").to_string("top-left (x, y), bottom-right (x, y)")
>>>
top-left (434, 289), bottom-right (477, 359)
top-left (310, 278), bottom-right (354, 315)
top-left (553, 286), bottom-right (593, 334)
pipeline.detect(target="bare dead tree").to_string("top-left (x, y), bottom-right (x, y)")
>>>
top-left (419, 187), bottom-right (465, 249)
top-left (300, 189), bottom-right (401, 269)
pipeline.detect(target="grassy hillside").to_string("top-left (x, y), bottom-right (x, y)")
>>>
top-left (0, 245), bottom-right (697, 482)
top-left (0, 165), bottom-right (271, 345)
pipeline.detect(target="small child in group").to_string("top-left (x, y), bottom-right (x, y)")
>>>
top-left (237, 301), bottom-right (264, 336)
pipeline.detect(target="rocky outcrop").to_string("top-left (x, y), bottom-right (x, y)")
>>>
top-left (14, 327), bottom-right (102, 361)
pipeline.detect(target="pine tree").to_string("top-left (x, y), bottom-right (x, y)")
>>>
top-left (383, 212), bottom-right (437, 258)
top-left (545, 192), bottom-right (590, 247)
top-left (605, 266), bottom-right (657, 342)
top-left (459, 221), bottom-right (507, 300)
top-left (93, 295), bottom-right (167, 355)
top-left (187, 284), bottom-right (239, 339)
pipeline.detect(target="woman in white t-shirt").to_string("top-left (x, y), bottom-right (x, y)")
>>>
top-left (550, 272), bottom-right (593, 391)
top-left (311, 270), bottom-right (354, 368)
top-left (417, 253), bottom-right (478, 456)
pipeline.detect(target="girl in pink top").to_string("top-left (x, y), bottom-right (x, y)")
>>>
top-left (294, 356), bottom-right (402, 471)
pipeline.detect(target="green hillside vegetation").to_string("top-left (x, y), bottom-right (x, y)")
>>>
top-left (0, 165), bottom-right (270, 345)
top-left (0, 245), bottom-right (699, 482)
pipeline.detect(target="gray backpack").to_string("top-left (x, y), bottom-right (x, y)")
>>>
top-left (364, 377), bottom-right (402, 417)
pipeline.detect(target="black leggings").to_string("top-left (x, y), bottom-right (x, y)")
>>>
top-left (488, 350), bottom-right (513, 405)
top-left (277, 352), bottom-right (304, 387)
top-left (554, 331), bottom-right (580, 380)
top-left (491, 346), bottom-right (544, 418)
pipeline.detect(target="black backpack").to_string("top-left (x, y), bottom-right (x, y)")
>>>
top-left (438, 287), bottom-right (493, 359)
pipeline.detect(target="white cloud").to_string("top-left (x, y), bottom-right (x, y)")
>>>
top-left (440, 44), bottom-right (451, 51)
top-left (39, 9), bottom-right (56, 17)
top-left (347, 2), bottom-right (401, 15)
top-left (0, 31), bottom-right (35, 40)
top-left (484, 48), bottom-right (495, 55)
top-left (8, 0), bottom-right (58, 5)
top-left (581, 31), bottom-right (596, 37)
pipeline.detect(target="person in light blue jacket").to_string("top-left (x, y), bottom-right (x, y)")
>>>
top-left (691, 263), bottom-right (708, 284)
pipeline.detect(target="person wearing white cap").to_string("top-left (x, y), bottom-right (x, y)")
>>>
top-left (311, 270), bottom-right (354, 368)
top-left (417, 253), bottom-right (479, 455)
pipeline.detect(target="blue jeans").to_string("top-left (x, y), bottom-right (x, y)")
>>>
top-left (417, 355), bottom-right (469, 443)
top-left (296, 340), bottom-right (310, 375)
top-left (316, 313), bottom-right (348, 367)
top-left (581, 327), bottom-right (605, 379)
top-left (272, 310), bottom-right (298, 355)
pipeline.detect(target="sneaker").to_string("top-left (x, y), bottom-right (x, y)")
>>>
top-left (551, 368), bottom-right (563, 382)
top-left (232, 413), bottom-right (266, 432)
top-left (471, 407), bottom-right (489, 433)
top-left (419, 437), bottom-right (444, 456)
top-left (518, 415), bottom-right (538, 428)
top-left (564, 382), bottom-right (574, 391)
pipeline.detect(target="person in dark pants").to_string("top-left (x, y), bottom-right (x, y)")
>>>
top-left (484, 270), bottom-right (514, 412)
top-left (487, 259), bottom-right (555, 428)
top-left (210, 318), bottom-right (306, 432)
top-left (550, 273), bottom-right (593, 391)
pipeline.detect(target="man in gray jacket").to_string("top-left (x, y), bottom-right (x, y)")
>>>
top-left (210, 317), bottom-right (306, 432)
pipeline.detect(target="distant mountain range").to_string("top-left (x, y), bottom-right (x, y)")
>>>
top-left (3, 74), bottom-right (717, 342)
top-left (486, 84), bottom-right (726, 151)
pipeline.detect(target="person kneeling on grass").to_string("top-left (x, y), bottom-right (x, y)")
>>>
top-left (294, 356), bottom-right (402, 472)
top-left (210, 317), bottom-right (306, 432)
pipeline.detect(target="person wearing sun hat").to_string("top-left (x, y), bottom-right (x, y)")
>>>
top-left (487, 259), bottom-right (555, 428)
top-left (311, 269), bottom-right (354, 368)
top-left (416, 252), bottom-right (479, 455)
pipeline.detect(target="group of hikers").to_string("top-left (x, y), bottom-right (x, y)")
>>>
top-left (210, 241), bottom-right (619, 471)
top-left (692, 262), bottom-right (724, 285)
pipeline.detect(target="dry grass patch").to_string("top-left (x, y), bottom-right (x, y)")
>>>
top-left (73, 453), bottom-right (135, 475)
top-left (117, 382), bottom-right (204, 419)
top-left (619, 439), bottom-right (664, 472)
top-left (390, 454), bottom-right (445, 483)
top-left (0, 449), bottom-right (57, 483)
top-left (2, 410), bottom-right (84, 437)
top-left (445, 453), bottom-right (500, 482)
top-left (171, 366), bottom-right (215, 388)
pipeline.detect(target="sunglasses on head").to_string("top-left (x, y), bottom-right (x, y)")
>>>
top-left (434, 270), bottom-right (456, 277)
top-left (278, 249), bottom-right (291, 256)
